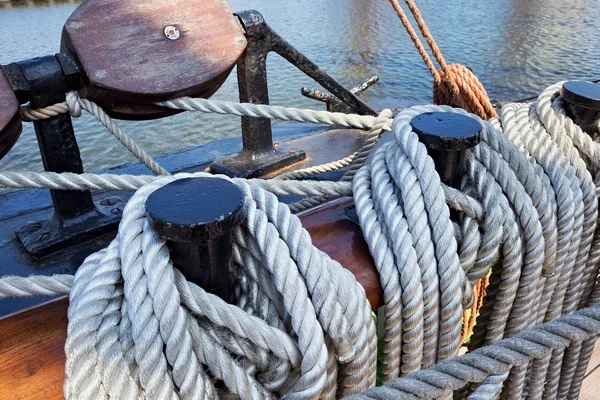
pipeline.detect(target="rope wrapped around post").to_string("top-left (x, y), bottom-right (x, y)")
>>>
top-left (3, 80), bottom-right (600, 399)
top-left (1, 173), bottom-right (377, 399)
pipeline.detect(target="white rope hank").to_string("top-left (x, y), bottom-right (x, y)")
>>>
top-left (2, 81), bottom-right (600, 400)
top-left (0, 173), bottom-right (376, 399)
top-left (346, 303), bottom-right (600, 400)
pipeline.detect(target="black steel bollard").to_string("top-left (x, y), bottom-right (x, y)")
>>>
top-left (411, 112), bottom-right (481, 189)
top-left (561, 81), bottom-right (600, 136)
top-left (145, 178), bottom-right (245, 303)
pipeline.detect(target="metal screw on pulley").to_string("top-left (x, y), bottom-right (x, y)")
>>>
top-left (145, 177), bottom-right (245, 303)
top-left (561, 81), bottom-right (600, 135)
top-left (164, 26), bottom-right (180, 40)
top-left (410, 112), bottom-right (482, 189)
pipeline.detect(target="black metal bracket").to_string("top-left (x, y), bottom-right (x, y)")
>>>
top-left (302, 75), bottom-right (380, 114)
top-left (210, 10), bottom-right (377, 178)
top-left (5, 54), bottom-right (124, 258)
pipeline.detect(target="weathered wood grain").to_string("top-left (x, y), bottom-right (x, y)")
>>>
top-left (61, 0), bottom-right (247, 119)
top-left (0, 68), bottom-right (22, 160)
top-left (0, 297), bottom-right (68, 400)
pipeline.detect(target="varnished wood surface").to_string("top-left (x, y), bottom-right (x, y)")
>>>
top-left (0, 197), bottom-right (380, 399)
top-left (0, 297), bottom-right (68, 400)
top-left (0, 68), bottom-right (22, 160)
top-left (61, 0), bottom-right (246, 119)
top-left (301, 197), bottom-right (382, 309)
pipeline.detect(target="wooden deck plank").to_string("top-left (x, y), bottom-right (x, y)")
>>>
top-left (585, 338), bottom-right (600, 376)
top-left (580, 337), bottom-right (600, 399)
top-left (581, 366), bottom-right (600, 399)
top-left (0, 297), bottom-right (67, 399)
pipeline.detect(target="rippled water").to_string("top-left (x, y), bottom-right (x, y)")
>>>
top-left (1, 0), bottom-right (599, 172)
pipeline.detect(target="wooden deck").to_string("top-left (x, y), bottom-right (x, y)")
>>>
top-left (581, 338), bottom-right (600, 399)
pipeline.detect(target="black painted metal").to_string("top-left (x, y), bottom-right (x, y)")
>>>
top-left (210, 10), bottom-right (376, 178)
top-left (561, 81), bottom-right (600, 136)
top-left (9, 54), bottom-right (122, 258)
top-left (302, 75), bottom-right (379, 114)
top-left (146, 178), bottom-right (245, 303)
top-left (411, 112), bottom-right (481, 189)
top-left (0, 122), bottom-right (330, 317)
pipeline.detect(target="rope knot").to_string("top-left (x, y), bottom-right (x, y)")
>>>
top-left (66, 91), bottom-right (83, 118)
top-left (433, 64), bottom-right (498, 120)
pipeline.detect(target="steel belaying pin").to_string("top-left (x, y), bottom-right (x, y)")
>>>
top-left (145, 177), bottom-right (245, 303)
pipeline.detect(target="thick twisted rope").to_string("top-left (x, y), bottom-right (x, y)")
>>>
top-left (21, 92), bottom-right (168, 176)
top-left (4, 82), bottom-right (600, 400)
top-left (156, 97), bottom-right (378, 129)
top-left (346, 303), bottom-right (600, 400)
top-left (352, 105), bottom-right (506, 386)
top-left (277, 110), bottom-right (393, 213)
top-left (1, 173), bottom-right (377, 399)
top-left (387, 0), bottom-right (497, 120)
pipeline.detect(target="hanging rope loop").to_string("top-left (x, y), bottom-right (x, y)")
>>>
top-left (387, 0), bottom-right (498, 120)
top-left (434, 64), bottom-right (498, 120)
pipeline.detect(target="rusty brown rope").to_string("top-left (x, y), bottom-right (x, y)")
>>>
top-left (388, 0), bottom-right (498, 120)
top-left (461, 274), bottom-right (489, 343)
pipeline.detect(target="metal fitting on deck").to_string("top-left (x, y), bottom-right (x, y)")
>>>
top-left (145, 177), bottom-right (245, 303)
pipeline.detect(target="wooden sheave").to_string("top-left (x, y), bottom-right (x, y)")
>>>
top-left (61, 0), bottom-right (246, 120)
top-left (0, 197), bottom-right (382, 398)
top-left (0, 69), bottom-right (22, 161)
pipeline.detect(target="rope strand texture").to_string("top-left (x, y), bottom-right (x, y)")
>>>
top-left (386, 0), bottom-right (497, 119)
top-left (3, 173), bottom-right (376, 399)
top-left (4, 81), bottom-right (600, 399)
top-left (21, 92), bottom-right (168, 176)
top-left (347, 304), bottom-right (600, 400)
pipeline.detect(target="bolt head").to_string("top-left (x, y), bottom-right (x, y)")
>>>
top-left (164, 26), bottom-right (180, 40)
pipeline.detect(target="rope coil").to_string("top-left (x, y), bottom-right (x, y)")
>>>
top-left (3, 79), bottom-right (600, 399)
top-left (387, 0), bottom-right (498, 120)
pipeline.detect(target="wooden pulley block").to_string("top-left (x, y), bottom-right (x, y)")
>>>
top-left (0, 68), bottom-right (22, 160)
top-left (61, 0), bottom-right (247, 120)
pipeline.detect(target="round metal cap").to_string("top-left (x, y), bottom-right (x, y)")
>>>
top-left (411, 112), bottom-right (482, 151)
top-left (146, 177), bottom-right (245, 243)
top-left (561, 81), bottom-right (600, 110)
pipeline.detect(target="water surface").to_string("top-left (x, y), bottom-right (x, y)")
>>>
top-left (1, 0), bottom-right (599, 172)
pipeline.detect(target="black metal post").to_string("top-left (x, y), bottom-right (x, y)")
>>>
top-left (411, 112), bottom-right (481, 189)
top-left (210, 10), bottom-right (376, 179)
top-left (6, 54), bottom-right (124, 258)
top-left (15, 55), bottom-right (95, 218)
top-left (145, 178), bottom-right (245, 303)
top-left (561, 81), bottom-right (600, 136)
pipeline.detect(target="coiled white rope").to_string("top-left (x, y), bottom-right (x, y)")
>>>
top-left (1, 173), bottom-right (376, 399)
top-left (3, 81), bottom-right (600, 400)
